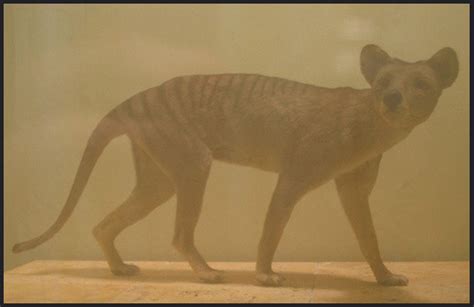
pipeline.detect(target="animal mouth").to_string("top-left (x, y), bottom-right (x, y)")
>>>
top-left (378, 104), bottom-right (413, 129)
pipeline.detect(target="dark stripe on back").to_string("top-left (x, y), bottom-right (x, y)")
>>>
top-left (140, 97), bottom-right (175, 146)
top-left (125, 99), bottom-right (153, 146)
top-left (232, 74), bottom-right (249, 109)
top-left (125, 99), bottom-right (136, 120)
top-left (252, 75), bottom-right (266, 98)
top-left (125, 100), bottom-right (136, 120)
top-left (176, 76), bottom-right (210, 138)
top-left (258, 76), bottom-right (271, 97)
top-left (186, 75), bottom-right (199, 113)
top-left (294, 82), bottom-right (304, 95)
top-left (173, 77), bottom-right (186, 120)
top-left (212, 74), bottom-right (234, 107)
top-left (197, 75), bottom-right (211, 110)
top-left (114, 100), bottom-right (136, 134)
top-left (190, 75), bottom-right (204, 112)
top-left (270, 77), bottom-right (281, 95)
top-left (281, 80), bottom-right (290, 94)
top-left (282, 80), bottom-right (293, 95)
top-left (204, 75), bottom-right (221, 109)
top-left (287, 81), bottom-right (298, 95)
top-left (301, 83), bottom-right (309, 95)
top-left (145, 88), bottom-right (193, 148)
top-left (159, 83), bottom-right (181, 126)
top-left (215, 74), bottom-right (235, 123)
top-left (225, 74), bottom-right (235, 91)
top-left (247, 75), bottom-right (261, 101)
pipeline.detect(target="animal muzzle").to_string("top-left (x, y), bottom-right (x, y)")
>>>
top-left (383, 89), bottom-right (402, 111)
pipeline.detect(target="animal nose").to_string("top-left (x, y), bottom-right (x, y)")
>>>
top-left (383, 90), bottom-right (402, 110)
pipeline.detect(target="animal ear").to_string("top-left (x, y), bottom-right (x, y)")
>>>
top-left (360, 44), bottom-right (392, 85)
top-left (427, 47), bottom-right (459, 89)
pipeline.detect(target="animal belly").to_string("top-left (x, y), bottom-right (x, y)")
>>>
top-left (211, 144), bottom-right (281, 173)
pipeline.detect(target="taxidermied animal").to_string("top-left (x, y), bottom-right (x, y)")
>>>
top-left (13, 45), bottom-right (459, 287)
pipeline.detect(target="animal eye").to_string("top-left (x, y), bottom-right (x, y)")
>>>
top-left (414, 79), bottom-right (430, 90)
top-left (376, 74), bottom-right (391, 88)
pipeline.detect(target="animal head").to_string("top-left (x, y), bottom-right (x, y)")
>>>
top-left (360, 44), bottom-right (458, 129)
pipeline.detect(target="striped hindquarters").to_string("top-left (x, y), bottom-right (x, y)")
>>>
top-left (113, 73), bottom-right (313, 145)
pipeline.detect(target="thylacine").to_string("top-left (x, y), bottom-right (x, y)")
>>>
top-left (13, 45), bottom-right (459, 287)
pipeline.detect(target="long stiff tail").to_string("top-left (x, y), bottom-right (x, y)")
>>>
top-left (12, 110), bottom-right (125, 253)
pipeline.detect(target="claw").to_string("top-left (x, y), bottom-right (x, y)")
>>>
top-left (111, 263), bottom-right (140, 276)
top-left (377, 273), bottom-right (409, 286)
top-left (256, 272), bottom-right (285, 287)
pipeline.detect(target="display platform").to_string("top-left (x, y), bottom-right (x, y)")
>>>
top-left (4, 260), bottom-right (469, 303)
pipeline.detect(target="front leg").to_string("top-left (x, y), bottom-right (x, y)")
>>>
top-left (256, 175), bottom-right (309, 286)
top-left (335, 155), bottom-right (408, 286)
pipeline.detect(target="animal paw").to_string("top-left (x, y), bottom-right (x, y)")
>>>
top-left (111, 263), bottom-right (140, 276)
top-left (197, 269), bottom-right (224, 283)
top-left (377, 273), bottom-right (409, 286)
top-left (256, 272), bottom-right (285, 287)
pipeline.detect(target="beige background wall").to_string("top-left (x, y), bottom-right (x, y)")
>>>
top-left (4, 4), bottom-right (469, 271)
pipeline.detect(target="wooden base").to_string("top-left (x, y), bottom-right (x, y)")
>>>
top-left (4, 260), bottom-right (469, 303)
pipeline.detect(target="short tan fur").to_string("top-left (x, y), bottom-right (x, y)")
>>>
top-left (13, 45), bottom-right (459, 287)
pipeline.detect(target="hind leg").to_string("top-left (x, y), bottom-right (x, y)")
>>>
top-left (170, 160), bottom-right (224, 283)
top-left (141, 138), bottom-right (221, 282)
top-left (126, 115), bottom-right (220, 283)
top-left (93, 142), bottom-right (175, 276)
